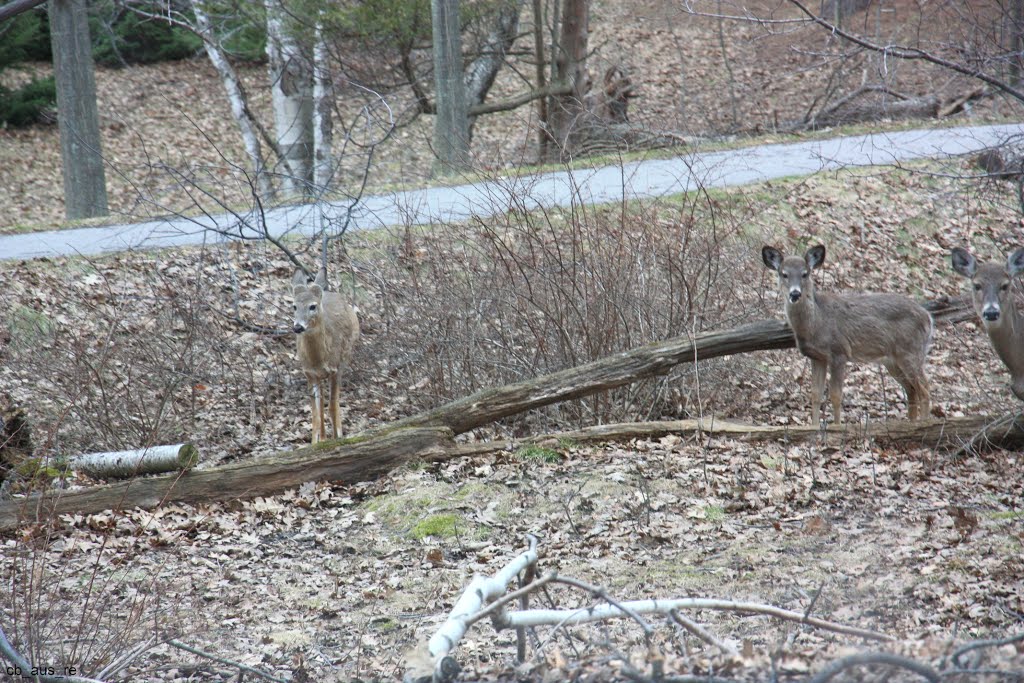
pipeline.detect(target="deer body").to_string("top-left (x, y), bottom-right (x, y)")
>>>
top-left (762, 245), bottom-right (932, 424)
top-left (951, 247), bottom-right (1024, 401)
top-left (292, 268), bottom-right (359, 443)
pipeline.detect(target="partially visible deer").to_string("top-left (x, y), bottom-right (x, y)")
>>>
top-left (291, 267), bottom-right (360, 444)
top-left (762, 244), bottom-right (933, 424)
top-left (950, 247), bottom-right (1024, 401)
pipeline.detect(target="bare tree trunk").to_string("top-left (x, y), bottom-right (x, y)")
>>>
top-left (191, 0), bottom-right (274, 199)
top-left (464, 0), bottom-right (524, 138)
top-left (547, 0), bottom-right (589, 159)
top-left (532, 0), bottom-right (552, 159)
top-left (312, 17), bottom-right (334, 191)
top-left (432, 0), bottom-right (470, 175)
top-left (48, 0), bottom-right (108, 219)
top-left (1010, 0), bottom-right (1024, 85)
top-left (266, 0), bottom-right (313, 196)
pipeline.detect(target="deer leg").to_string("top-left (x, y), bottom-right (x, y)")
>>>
top-left (318, 382), bottom-right (327, 441)
top-left (329, 375), bottom-right (340, 439)
top-left (885, 362), bottom-right (916, 420)
top-left (827, 358), bottom-right (847, 424)
top-left (810, 359), bottom-right (826, 425)
top-left (309, 382), bottom-right (321, 445)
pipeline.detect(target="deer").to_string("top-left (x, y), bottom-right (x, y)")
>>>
top-left (950, 247), bottom-right (1024, 401)
top-left (291, 267), bottom-right (360, 444)
top-left (762, 244), bottom-right (933, 424)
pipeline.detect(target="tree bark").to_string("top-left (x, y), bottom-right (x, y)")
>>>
top-left (266, 0), bottom-right (314, 196)
top-left (547, 0), bottom-right (589, 158)
top-left (0, 427), bottom-right (451, 531)
top-left (69, 444), bottom-right (199, 479)
top-left (464, 0), bottom-right (524, 136)
top-left (440, 415), bottom-right (1024, 459)
top-left (48, 0), bottom-right (108, 220)
top-left (312, 17), bottom-right (334, 191)
top-left (0, 0), bottom-right (45, 23)
top-left (432, 0), bottom-right (471, 175)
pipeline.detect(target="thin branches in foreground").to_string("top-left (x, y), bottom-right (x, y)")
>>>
top-left (404, 538), bottom-right (1024, 683)
top-left (404, 537), bottom-right (882, 682)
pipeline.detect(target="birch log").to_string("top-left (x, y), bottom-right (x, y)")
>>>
top-left (69, 443), bottom-right (199, 479)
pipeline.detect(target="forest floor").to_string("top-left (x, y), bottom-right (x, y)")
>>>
top-left (1, 0), bottom-right (1024, 681)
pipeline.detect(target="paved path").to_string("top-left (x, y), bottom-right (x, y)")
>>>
top-left (1, 123), bottom-right (1022, 261)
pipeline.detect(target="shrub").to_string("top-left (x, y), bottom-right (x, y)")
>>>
top-left (90, 1), bottom-right (203, 67)
top-left (0, 10), bottom-right (51, 67)
top-left (0, 77), bottom-right (56, 127)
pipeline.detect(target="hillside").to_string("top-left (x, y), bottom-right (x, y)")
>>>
top-left (1, 1), bottom-right (1024, 682)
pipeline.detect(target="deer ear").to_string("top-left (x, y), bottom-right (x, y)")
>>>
top-left (292, 269), bottom-right (309, 287)
top-left (951, 248), bottom-right (977, 278)
top-left (805, 245), bottom-right (826, 269)
top-left (1008, 248), bottom-right (1024, 276)
top-left (308, 284), bottom-right (323, 299)
top-left (314, 267), bottom-right (328, 290)
top-left (761, 246), bottom-right (782, 270)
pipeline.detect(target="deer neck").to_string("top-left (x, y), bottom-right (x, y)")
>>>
top-left (986, 304), bottom-right (1024, 378)
top-left (298, 324), bottom-right (330, 371)
top-left (784, 291), bottom-right (822, 339)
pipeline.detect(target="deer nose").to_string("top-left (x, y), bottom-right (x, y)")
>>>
top-left (293, 323), bottom-right (306, 334)
top-left (983, 308), bottom-right (1001, 322)
top-left (789, 290), bottom-right (802, 303)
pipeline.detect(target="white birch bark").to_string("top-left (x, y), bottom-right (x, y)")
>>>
top-left (190, 0), bottom-right (274, 198)
top-left (312, 18), bottom-right (334, 192)
top-left (70, 443), bottom-right (199, 479)
top-left (265, 0), bottom-right (313, 196)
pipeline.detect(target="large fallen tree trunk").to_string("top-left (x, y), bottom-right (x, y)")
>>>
top-left (0, 427), bottom-right (451, 531)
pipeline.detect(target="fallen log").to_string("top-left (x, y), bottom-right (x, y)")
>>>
top-left (436, 415), bottom-right (1024, 459)
top-left (0, 427), bottom-right (451, 532)
top-left (69, 443), bottom-right (199, 479)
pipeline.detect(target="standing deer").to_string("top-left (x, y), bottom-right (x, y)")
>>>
top-left (291, 267), bottom-right (360, 444)
top-left (950, 247), bottom-right (1024, 401)
top-left (762, 244), bottom-right (933, 424)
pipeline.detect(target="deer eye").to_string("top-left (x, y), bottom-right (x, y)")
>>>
top-left (309, 304), bottom-right (317, 312)
top-left (1001, 283), bottom-right (1009, 292)
top-left (974, 283), bottom-right (982, 291)
top-left (801, 271), bottom-right (809, 279)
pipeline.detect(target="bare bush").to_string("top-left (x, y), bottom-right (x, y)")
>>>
top-left (361, 186), bottom-right (766, 432)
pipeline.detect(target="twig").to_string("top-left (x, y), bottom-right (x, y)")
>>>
top-left (949, 631), bottom-right (1024, 670)
top-left (808, 652), bottom-right (940, 683)
top-left (502, 597), bottom-right (893, 641)
top-left (167, 639), bottom-right (288, 683)
top-left (668, 608), bottom-right (738, 657)
top-left (0, 622), bottom-right (106, 683)
top-left (550, 575), bottom-right (656, 641)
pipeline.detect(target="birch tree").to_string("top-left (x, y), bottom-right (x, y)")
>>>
top-left (265, 0), bottom-right (314, 196)
top-left (190, 0), bottom-right (274, 198)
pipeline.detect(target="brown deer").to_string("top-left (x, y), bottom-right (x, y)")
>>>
top-left (762, 244), bottom-right (933, 424)
top-left (291, 267), bottom-right (360, 444)
top-left (950, 247), bottom-right (1024, 401)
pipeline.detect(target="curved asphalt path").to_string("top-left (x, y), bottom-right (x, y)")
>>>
top-left (1, 123), bottom-right (1022, 262)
